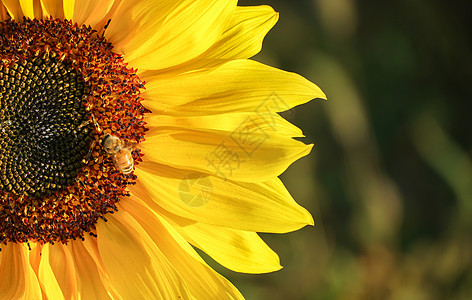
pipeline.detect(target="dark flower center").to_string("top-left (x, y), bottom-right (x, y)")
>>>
top-left (0, 57), bottom-right (92, 197)
top-left (0, 18), bottom-right (147, 246)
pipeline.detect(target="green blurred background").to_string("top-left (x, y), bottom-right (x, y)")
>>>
top-left (208, 1), bottom-right (472, 299)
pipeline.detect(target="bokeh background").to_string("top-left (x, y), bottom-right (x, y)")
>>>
top-left (205, 1), bottom-right (472, 299)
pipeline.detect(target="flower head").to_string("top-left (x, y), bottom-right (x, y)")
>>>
top-left (0, 0), bottom-right (325, 299)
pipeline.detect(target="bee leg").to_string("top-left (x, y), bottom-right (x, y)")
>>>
top-left (82, 141), bottom-right (96, 165)
top-left (75, 120), bottom-right (91, 138)
top-left (77, 120), bottom-right (90, 130)
top-left (91, 114), bottom-right (102, 133)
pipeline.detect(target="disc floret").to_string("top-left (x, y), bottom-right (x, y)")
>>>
top-left (0, 18), bottom-right (147, 245)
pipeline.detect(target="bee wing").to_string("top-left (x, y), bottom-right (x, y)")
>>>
top-left (123, 140), bottom-right (138, 151)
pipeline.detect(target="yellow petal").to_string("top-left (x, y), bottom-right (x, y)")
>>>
top-left (69, 240), bottom-right (112, 299)
top-left (70, 0), bottom-right (114, 28)
top-left (140, 126), bottom-right (312, 182)
top-left (18, 0), bottom-right (35, 18)
top-left (2, 0), bottom-right (43, 20)
top-left (96, 210), bottom-right (193, 299)
top-left (1, 0), bottom-right (23, 19)
top-left (81, 235), bottom-right (121, 299)
top-left (0, 243), bottom-right (42, 299)
top-left (132, 163), bottom-right (314, 233)
top-left (41, 241), bottom-right (112, 299)
top-left (40, 0), bottom-right (63, 18)
top-left (118, 196), bottom-right (244, 299)
top-left (22, 243), bottom-right (43, 299)
top-left (32, 0), bottom-right (41, 18)
top-left (38, 245), bottom-right (65, 300)
top-left (81, 235), bottom-right (106, 276)
top-left (26, 242), bottom-right (41, 274)
top-left (0, 4), bottom-right (8, 21)
top-left (175, 220), bottom-right (282, 273)
top-left (206, 5), bottom-right (278, 60)
top-left (141, 5), bottom-right (279, 77)
top-left (104, 0), bottom-right (235, 70)
top-left (146, 113), bottom-right (304, 138)
top-left (142, 59), bottom-right (325, 115)
top-left (62, 0), bottom-right (73, 19)
top-left (103, 0), bottom-right (174, 50)
top-left (47, 243), bottom-right (77, 299)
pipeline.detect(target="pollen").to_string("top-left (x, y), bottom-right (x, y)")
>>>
top-left (0, 18), bottom-right (147, 245)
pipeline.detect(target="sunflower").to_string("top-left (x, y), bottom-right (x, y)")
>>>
top-left (0, 0), bottom-right (325, 299)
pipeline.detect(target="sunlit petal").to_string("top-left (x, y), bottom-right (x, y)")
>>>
top-left (132, 162), bottom-right (313, 233)
top-left (142, 59), bottom-right (324, 114)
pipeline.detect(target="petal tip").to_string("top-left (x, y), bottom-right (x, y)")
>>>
top-left (307, 213), bottom-right (315, 226)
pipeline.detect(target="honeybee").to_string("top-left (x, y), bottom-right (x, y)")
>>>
top-left (102, 134), bottom-right (136, 174)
